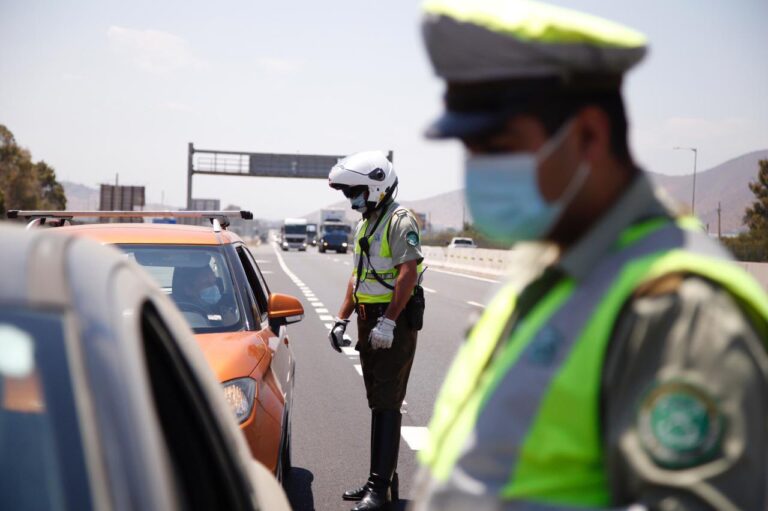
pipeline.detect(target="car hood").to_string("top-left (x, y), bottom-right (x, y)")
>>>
top-left (194, 331), bottom-right (269, 383)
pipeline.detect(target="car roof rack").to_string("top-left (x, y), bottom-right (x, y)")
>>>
top-left (6, 210), bottom-right (253, 233)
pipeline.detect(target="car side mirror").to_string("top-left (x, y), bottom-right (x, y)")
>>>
top-left (267, 293), bottom-right (304, 330)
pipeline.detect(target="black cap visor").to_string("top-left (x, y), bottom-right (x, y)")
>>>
top-left (424, 109), bottom-right (513, 140)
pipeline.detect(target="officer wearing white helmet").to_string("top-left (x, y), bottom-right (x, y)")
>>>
top-left (413, 0), bottom-right (768, 510)
top-left (327, 150), bottom-right (425, 510)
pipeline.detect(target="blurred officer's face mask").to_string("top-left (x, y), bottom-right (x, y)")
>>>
top-left (464, 119), bottom-right (589, 244)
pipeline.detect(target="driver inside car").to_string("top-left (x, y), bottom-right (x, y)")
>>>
top-left (172, 265), bottom-right (237, 326)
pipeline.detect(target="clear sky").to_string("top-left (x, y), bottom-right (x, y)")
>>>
top-left (1, 0), bottom-right (766, 219)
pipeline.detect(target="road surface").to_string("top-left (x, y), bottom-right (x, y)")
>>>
top-left (250, 243), bottom-right (502, 510)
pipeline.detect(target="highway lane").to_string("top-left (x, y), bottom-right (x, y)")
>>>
top-left (250, 243), bottom-right (502, 510)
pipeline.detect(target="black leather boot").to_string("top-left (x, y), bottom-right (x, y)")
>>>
top-left (352, 409), bottom-right (401, 511)
top-left (343, 411), bottom-right (377, 501)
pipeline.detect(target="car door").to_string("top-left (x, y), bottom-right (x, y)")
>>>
top-left (233, 243), bottom-right (294, 400)
top-left (138, 298), bottom-right (290, 510)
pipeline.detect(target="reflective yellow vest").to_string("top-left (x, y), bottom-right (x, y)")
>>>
top-left (419, 218), bottom-right (768, 507)
top-left (353, 202), bottom-right (423, 304)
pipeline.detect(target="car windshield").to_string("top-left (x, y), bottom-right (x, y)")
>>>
top-left (0, 307), bottom-right (92, 511)
top-left (117, 244), bottom-right (245, 334)
top-left (323, 224), bottom-right (351, 235)
top-left (284, 225), bottom-right (306, 234)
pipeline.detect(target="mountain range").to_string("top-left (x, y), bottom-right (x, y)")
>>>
top-left (63, 149), bottom-right (767, 235)
top-left (304, 149), bottom-right (768, 235)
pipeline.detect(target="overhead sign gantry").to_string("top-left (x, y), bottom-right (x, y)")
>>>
top-left (186, 143), bottom-right (393, 210)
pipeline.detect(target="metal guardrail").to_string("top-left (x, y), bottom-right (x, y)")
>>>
top-left (423, 245), bottom-right (768, 291)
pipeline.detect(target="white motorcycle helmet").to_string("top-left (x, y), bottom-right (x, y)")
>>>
top-left (328, 151), bottom-right (398, 215)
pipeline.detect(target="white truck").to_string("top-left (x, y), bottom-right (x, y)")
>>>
top-left (319, 209), bottom-right (352, 254)
top-left (280, 218), bottom-right (308, 251)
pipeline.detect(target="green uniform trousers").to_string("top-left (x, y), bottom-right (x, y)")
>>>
top-left (356, 302), bottom-right (417, 411)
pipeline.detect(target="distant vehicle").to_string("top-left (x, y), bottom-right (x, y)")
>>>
top-left (306, 223), bottom-right (318, 246)
top-left (0, 223), bottom-right (291, 511)
top-left (448, 237), bottom-right (477, 248)
top-left (10, 210), bottom-right (303, 482)
top-left (280, 218), bottom-right (308, 251)
top-left (319, 209), bottom-right (351, 254)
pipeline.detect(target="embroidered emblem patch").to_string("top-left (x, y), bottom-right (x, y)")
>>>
top-left (406, 231), bottom-right (419, 247)
top-left (637, 381), bottom-right (723, 469)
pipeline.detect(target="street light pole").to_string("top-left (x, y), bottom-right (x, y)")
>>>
top-left (673, 146), bottom-right (698, 214)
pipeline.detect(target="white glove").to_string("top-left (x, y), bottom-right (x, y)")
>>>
top-left (329, 317), bottom-right (351, 353)
top-left (369, 317), bottom-right (396, 350)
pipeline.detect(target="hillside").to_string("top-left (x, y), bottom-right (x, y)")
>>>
top-left (304, 149), bottom-right (767, 234)
top-left (646, 149), bottom-right (768, 235)
top-left (61, 181), bottom-right (100, 210)
top-left (302, 189), bottom-right (466, 231)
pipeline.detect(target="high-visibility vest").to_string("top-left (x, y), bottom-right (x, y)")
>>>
top-left (353, 202), bottom-right (422, 304)
top-left (419, 217), bottom-right (768, 507)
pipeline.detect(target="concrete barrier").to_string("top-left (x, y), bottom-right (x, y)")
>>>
top-left (423, 245), bottom-right (768, 291)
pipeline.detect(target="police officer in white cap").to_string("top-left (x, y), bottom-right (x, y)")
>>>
top-left (328, 151), bottom-right (425, 510)
top-left (413, 0), bottom-right (768, 510)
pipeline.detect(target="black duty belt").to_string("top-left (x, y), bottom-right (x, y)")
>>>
top-left (356, 302), bottom-right (389, 321)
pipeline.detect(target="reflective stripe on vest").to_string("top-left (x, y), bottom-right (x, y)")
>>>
top-left (419, 218), bottom-right (768, 508)
top-left (353, 203), bottom-right (424, 304)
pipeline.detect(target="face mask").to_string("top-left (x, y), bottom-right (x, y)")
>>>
top-left (464, 121), bottom-right (589, 244)
top-left (350, 191), bottom-right (369, 214)
top-left (200, 285), bottom-right (221, 305)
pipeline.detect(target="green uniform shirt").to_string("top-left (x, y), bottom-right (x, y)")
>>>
top-left (417, 175), bottom-right (768, 509)
top-left (501, 173), bottom-right (767, 509)
top-left (357, 201), bottom-right (424, 268)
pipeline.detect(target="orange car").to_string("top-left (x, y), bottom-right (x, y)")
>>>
top-left (13, 210), bottom-right (303, 481)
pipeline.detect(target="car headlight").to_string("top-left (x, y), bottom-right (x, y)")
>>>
top-left (223, 378), bottom-right (256, 424)
top-left (323, 242), bottom-right (328, 246)
top-left (342, 242), bottom-right (348, 247)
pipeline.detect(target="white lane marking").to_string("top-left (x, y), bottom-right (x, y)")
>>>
top-left (255, 260), bottom-right (270, 264)
top-left (333, 258), bottom-right (340, 262)
top-left (430, 267), bottom-right (500, 283)
top-left (354, 364), bottom-right (363, 376)
top-left (341, 347), bottom-right (358, 356)
top-left (343, 262), bottom-right (351, 266)
top-left (261, 270), bottom-right (274, 274)
top-left (273, 243), bottom-right (303, 285)
top-left (467, 301), bottom-right (485, 308)
top-left (307, 297), bottom-right (320, 303)
top-left (401, 427), bottom-right (430, 451)
top-left (315, 308), bottom-right (329, 314)
top-left (312, 302), bottom-right (325, 308)
top-left (319, 314), bottom-right (334, 321)
top-left (325, 323), bottom-right (334, 330)
top-left (422, 287), bottom-right (436, 294)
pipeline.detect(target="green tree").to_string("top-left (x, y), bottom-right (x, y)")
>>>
top-left (743, 159), bottom-right (768, 236)
top-left (36, 161), bottom-right (67, 210)
top-left (0, 124), bottom-right (66, 216)
top-left (721, 159), bottom-right (768, 262)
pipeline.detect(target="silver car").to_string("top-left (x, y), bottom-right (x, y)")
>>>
top-left (0, 225), bottom-right (290, 511)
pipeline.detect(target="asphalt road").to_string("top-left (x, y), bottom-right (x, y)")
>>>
top-left (249, 243), bottom-right (501, 511)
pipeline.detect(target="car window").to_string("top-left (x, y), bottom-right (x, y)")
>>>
top-left (0, 308), bottom-right (93, 511)
top-left (235, 245), bottom-right (270, 323)
top-left (139, 302), bottom-right (252, 511)
top-left (118, 244), bottom-right (245, 334)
